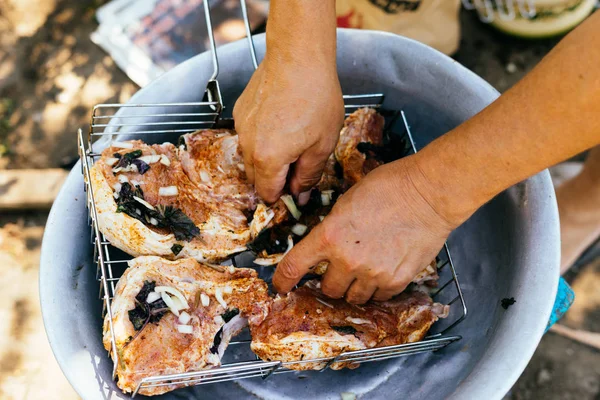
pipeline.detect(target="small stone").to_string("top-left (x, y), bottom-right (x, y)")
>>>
top-left (506, 62), bottom-right (518, 74)
top-left (536, 368), bottom-right (552, 385)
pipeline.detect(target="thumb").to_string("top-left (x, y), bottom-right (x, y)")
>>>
top-left (273, 226), bottom-right (327, 294)
top-left (289, 145), bottom-right (332, 199)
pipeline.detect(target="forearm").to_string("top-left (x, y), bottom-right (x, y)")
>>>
top-left (266, 0), bottom-right (337, 70)
top-left (413, 13), bottom-right (600, 226)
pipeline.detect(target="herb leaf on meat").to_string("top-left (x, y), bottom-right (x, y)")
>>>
top-left (222, 308), bottom-right (239, 323)
top-left (113, 149), bottom-right (150, 175)
top-left (157, 205), bottom-right (201, 241)
top-left (127, 281), bottom-right (168, 332)
top-left (171, 243), bottom-right (183, 256)
top-left (114, 184), bottom-right (200, 242)
top-left (332, 326), bottom-right (357, 335)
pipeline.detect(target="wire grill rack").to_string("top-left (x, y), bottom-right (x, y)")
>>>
top-left (77, 1), bottom-right (467, 397)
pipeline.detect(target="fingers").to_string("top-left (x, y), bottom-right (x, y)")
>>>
top-left (243, 159), bottom-right (255, 184)
top-left (273, 226), bottom-right (326, 294)
top-left (372, 288), bottom-right (397, 302)
top-left (345, 279), bottom-right (378, 304)
top-left (320, 265), bottom-right (356, 299)
top-left (290, 144), bottom-right (332, 197)
top-left (254, 162), bottom-right (290, 203)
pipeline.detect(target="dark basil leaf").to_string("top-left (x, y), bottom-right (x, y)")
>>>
top-left (132, 159), bottom-right (150, 175)
top-left (210, 327), bottom-right (223, 354)
top-left (171, 243), bottom-right (183, 256)
top-left (247, 227), bottom-right (289, 255)
top-left (136, 280), bottom-right (156, 303)
top-left (222, 308), bottom-right (239, 323)
top-left (159, 205), bottom-right (200, 241)
top-left (128, 308), bottom-right (148, 331)
top-left (332, 326), bottom-right (357, 335)
top-left (128, 281), bottom-right (168, 331)
top-left (115, 149), bottom-right (143, 169)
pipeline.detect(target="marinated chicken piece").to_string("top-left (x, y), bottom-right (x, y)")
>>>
top-left (335, 107), bottom-right (385, 187)
top-left (91, 134), bottom-right (273, 262)
top-left (179, 130), bottom-right (257, 210)
top-left (103, 256), bottom-right (271, 396)
top-left (250, 281), bottom-right (448, 371)
top-left (412, 259), bottom-right (440, 286)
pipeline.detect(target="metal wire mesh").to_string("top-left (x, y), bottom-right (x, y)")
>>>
top-left (78, 100), bottom-right (466, 396)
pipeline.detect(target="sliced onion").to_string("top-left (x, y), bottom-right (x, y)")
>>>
top-left (215, 287), bottom-right (227, 309)
top-left (158, 186), bottom-right (179, 196)
top-left (177, 324), bottom-right (193, 334)
top-left (146, 291), bottom-right (161, 303)
top-left (316, 297), bottom-right (334, 309)
top-left (161, 292), bottom-right (179, 316)
top-left (217, 166), bottom-right (225, 174)
top-left (160, 154), bottom-right (171, 166)
top-left (178, 311), bottom-right (191, 325)
top-left (135, 209), bottom-right (141, 216)
top-left (111, 141), bottom-right (133, 149)
top-left (237, 163), bottom-right (245, 171)
top-left (139, 155), bottom-right (161, 164)
top-left (117, 174), bottom-right (129, 183)
top-left (112, 182), bottom-right (122, 193)
top-left (133, 196), bottom-right (155, 211)
top-left (223, 285), bottom-right (233, 294)
top-left (345, 317), bottom-right (371, 325)
top-left (280, 194), bottom-right (301, 220)
top-left (130, 179), bottom-right (141, 186)
top-left (170, 296), bottom-right (185, 311)
top-left (150, 217), bottom-right (158, 226)
top-left (291, 223), bottom-right (308, 236)
top-left (105, 157), bottom-right (119, 167)
top-left (319, 215), bottom-right (325, 222)
top-left (207, 353), bottom-right (220, 365)
top-left (155, 286), bottom-right (189, 310)
top-left (113, 192), bottom-right (119, 200)
top-left (201, 293), bottom-right (210, 307)
top-left (200, 170), bottom-right (212, 184)
top-left (321, 190), bottom-right (334, 206)
top-left (227, 266), bottom-right (235, 274)
top-left (213, 315), bottom-right (224, 325)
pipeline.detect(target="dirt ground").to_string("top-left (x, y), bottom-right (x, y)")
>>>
top-left (0, 1), bottom-right (598, 399)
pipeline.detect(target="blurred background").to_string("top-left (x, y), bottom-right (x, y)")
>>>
top-left (0, 0), bottom-right (598, 399)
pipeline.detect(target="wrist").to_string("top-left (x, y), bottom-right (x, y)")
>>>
top-left (408, 151), bottom-right (482, 229)
top-left (265, 0), bottom-right (337, 70)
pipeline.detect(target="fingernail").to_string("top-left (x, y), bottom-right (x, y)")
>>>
top-left (298, 191), bottom-right (311, 206)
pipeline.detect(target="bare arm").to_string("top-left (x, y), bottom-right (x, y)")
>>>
top-left (274, 14), bottom-right (600, 302)
top-left (416, 13), bottom-right (600, 226)
top-left (233, 0), bottom-right (343, 204)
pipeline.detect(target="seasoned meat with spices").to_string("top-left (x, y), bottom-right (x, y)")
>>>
top-left (90, 134), bottom-right (273, 262)
top-left (103, 256), bottom-right (271, 396)
top-left (250, 280), bottom-right (448, 371)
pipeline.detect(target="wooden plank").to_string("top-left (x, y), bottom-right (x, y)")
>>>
top-left (550, 324), bottom-right (600, 351)
top-left (0, 169), bottom-right (68, 210)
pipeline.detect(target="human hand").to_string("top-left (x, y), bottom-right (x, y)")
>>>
top-left (233, 55), bottom-right (344, 204)
top-left (273, 156), bottom-right (472, 304)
